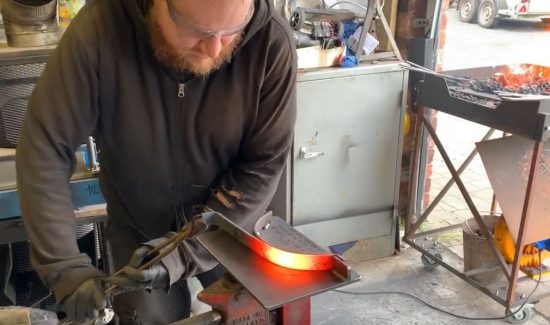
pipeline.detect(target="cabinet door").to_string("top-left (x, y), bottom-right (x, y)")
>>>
top-left (292, 70), bottom-right (404, 245)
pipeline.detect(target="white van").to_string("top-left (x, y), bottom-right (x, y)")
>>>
top-left (457, 0), bottom-right (550, 28)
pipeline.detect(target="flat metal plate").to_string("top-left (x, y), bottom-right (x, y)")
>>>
top-left (476, 135), bottom-right (550, 244)
top-left (197, 229), bottom-right (360, 310)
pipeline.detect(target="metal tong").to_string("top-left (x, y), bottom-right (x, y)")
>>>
top-left (104, 217), bottom-right (208, 295)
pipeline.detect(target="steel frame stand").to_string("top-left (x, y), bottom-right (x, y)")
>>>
top-left (403, 106), bottom-right (550, 323)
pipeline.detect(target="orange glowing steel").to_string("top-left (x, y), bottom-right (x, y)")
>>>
top-left (263, 247), bottom-right (333, 270)
top-left (203, 211), bottom-right (337, 271)
top-left (246, 235), bottom-right (334, 271)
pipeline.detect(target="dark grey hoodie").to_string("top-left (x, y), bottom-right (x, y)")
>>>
top-left (16, 0), bottom-right (296, 301)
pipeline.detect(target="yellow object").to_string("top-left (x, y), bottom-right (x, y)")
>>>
top-left (58, 0), bottom-right (85, 29)
top-left (493, 216), bottom-right (550, 268)
top-left (403, 111), bottom-right (410, 136)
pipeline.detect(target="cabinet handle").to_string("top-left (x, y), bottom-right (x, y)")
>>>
top-left (299, 146), bottom-right (324, 159)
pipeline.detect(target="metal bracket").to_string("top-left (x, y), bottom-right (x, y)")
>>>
top-left (413, 18), bottom-right (431, 28)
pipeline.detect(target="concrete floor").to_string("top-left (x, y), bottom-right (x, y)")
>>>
top-left (310, 246), bottom-right (550, 325)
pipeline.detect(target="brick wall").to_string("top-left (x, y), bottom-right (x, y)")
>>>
top-left (396, 0), bottom-right (450, 220)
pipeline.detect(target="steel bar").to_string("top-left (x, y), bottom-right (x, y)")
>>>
top-left (422, 115), bottom-right (511, 280)
top-left (403, 237), bottom-right (508, 306)
top-left (505, 141), bottom-right (543, 308)
top-left (410, 223), bottom-right (463, 239)
top-left (374, 0), bottom-right (402, 61)
top-left (406, 128), bottom-right (496, 237)
top-left (402, 62), bottom-right (470, 82)
top-left (405, 106), bottom-right (425, 235)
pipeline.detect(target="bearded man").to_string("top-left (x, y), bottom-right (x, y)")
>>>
top-left (15, 0), bottom-right (297, 323)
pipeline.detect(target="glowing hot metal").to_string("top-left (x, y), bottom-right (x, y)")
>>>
top-left (201, 212), bottom-right (347, 275)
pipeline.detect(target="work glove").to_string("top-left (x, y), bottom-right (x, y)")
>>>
top-left (59, 277), bottom-right (107, 324)
top-left (108, 245), bottom-right (170, 294)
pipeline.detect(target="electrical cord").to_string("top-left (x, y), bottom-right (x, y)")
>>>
top-left (334, 250), bottom-right (543, 321)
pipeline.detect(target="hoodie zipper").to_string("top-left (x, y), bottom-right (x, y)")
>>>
top-left (178, 83), bottom-right (185, 98)
top-left (172, 76), bottom-right (197, 229)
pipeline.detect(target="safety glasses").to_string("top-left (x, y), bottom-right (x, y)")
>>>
top-left (166, 0), bottom-right (255, 40)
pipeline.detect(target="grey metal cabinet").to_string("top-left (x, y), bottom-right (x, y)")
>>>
top-left (270, 62), bottom-right (408, 260)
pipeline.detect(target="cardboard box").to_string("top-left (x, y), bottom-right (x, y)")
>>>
top-left (297, 45), bottom-right (344, 70)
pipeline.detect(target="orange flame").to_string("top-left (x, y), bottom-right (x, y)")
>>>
top-left (494, 64), bottom-right (550, 94)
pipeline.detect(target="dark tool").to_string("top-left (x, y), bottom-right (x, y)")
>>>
top-left (104, 217), bottom-right (208, 295)
top-left (70, 218), bottom-right (209, 325)
top-left (293, 30), bottom-right (321, 48)
top-left (289, 7), bottom-right (356, 31)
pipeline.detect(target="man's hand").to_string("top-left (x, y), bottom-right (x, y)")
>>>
top-left (108, 245), bottom-right (169, 294)
top-left (60, 277), bottom-right (107, 323)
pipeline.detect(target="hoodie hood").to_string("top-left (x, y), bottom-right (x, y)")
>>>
top-left (120, 0), bottom-right (274, 51)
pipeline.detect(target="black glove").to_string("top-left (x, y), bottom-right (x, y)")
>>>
top-left (60, 277), bottom-right (107, 323)
top-left (108, 245), bottom-right (169, 294)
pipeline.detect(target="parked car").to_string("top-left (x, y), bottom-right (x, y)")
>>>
top-left (457, 0), bottom-right (550, 28)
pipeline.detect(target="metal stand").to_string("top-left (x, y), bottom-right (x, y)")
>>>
top-left (404, 106), bottom-right (550, 323)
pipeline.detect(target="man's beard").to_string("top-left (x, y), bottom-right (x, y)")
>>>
top-left (147, 14), bottom-right (242, 76)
